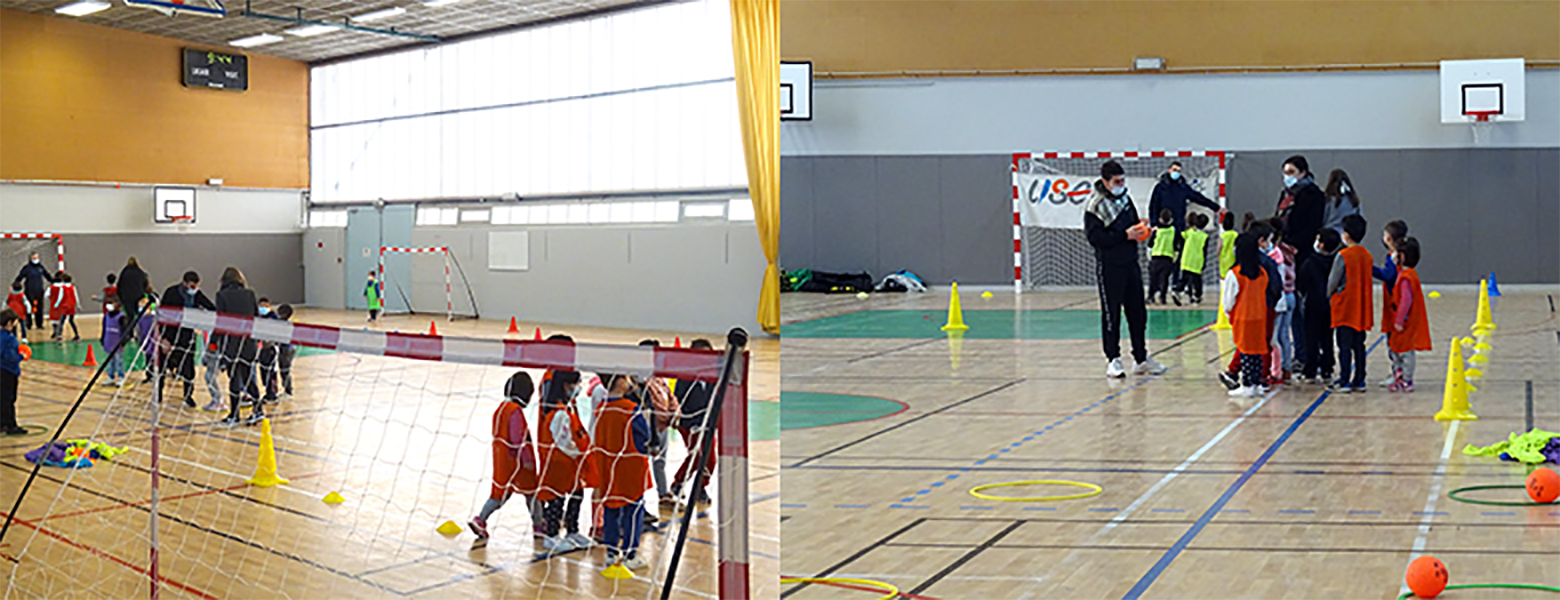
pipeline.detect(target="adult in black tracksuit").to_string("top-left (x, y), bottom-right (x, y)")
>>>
top-left (1084, 160), bottom-right (1166, 379)
top-left (159, 271), bottom-right (216, 407)
top-left (1275, 155), bottom-right (1327, 373)
top-left (1148, 162), bottom-right (1222, 232)
top-left (116, 257), bottom-right (150, 331)
top-left (214, 267), bottom-right (263, 426)
top-left (13, 254), bottom-right (50, 330)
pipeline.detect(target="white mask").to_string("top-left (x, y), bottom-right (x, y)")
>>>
top-left (1314, 242), bottom-right (1324, 254)
top-left (1111, 185), bottom-right (1126, 196)
top-left (1169, 172), bottom-right (1180, 180)
top-left (30, 259), bottom-right (39, 265)
top-left (1283, 175), bottom-right (1298, 188)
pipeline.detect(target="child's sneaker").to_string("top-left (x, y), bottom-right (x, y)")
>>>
top-left (1218, 371), bottom-right (1239, 390)
top-left (1106, 358), bottom-right (1126, 379)
top-left (542, 535), bottom-right (573, 554)
top-left (3, 426), bottom-right (28, 436)
top-left (623, 554), bottom-right (649, 570)
top-left (1401, 381), bottom-right (1415, 393)
top-left (694, 489), bottom-right (713, 506)
top-left (468, 516), bottom-right (489, 539)
top-left (217, 415), bottom-right (241, 427)
top-left (243, 412), bottom-right (267, 426)
top-left (1351, 383), bottom-right (1368, 394)
top-left (1228, 386), bottom-right (1258, 398)
top-left (564, 532), bottom-right (593, 549)
top-left (1329, 380), bottom-right (1352, 393)
top-left (1133, 357), bottom-right (1168, 376)
top-left (202, 399), bottom-right (226, 412)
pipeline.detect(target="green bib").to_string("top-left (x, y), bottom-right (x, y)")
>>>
top-left (1150, 226), bottom-right (1178, 258)
top-left (1219, 230), bottom-right (1238, 275)
top-left (365, 280), bottom-right (382, 309)
top-left (1180, 229), bottom-right (1209, 272)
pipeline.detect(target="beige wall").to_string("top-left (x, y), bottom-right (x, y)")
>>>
top-left (782, 0), bottom-right (1560, 75)
top-left (0, 8), bottom-right (309, 188)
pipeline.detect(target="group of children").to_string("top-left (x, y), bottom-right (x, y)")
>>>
top-left (1147, 210), bottom-right (1215, 305)
top-left (6, 270), bottom-right (82, 343)
top-left (471, 336), bottom-right (720, 573)
top-left (1218, 212), bottom-right (1431, 396)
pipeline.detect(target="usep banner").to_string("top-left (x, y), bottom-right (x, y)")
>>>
top-left (1016, 172), bottom-right (1156, 229)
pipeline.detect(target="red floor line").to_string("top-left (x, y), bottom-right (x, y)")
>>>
top-left (0, 509), bottom-right (219, 600)
top-left (41, 472), bottom-right (323, 523)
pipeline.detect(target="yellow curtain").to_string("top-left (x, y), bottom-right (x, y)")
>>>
top-left (729, 0), bottom-right (780, 335)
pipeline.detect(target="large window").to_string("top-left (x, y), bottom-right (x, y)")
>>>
top-left (310, 0), bottom-right (745, 203)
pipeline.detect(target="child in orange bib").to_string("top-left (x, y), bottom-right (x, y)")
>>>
top-left (536, 366), bottom-right (593, 554)
top-left (1386, 238), bottom-right (1431, 392)
top-left (1327, 214), bottom-right (1374, 392)
top-left (589, 371), bottom-right (654, 570)
top-left (1221, 233), bottom-right (1273, 397)
top-left (470, 372), bottom-right (540, 540)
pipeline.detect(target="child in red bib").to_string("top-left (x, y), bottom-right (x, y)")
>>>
top-left (1386, 238), bottom-right (1431, 392)
top-left (469, 371), bottom-right (540, 540)
top-left (588, 371), bottom-right (653, 571)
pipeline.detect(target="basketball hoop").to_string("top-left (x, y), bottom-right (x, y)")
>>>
top-left (1467, 111), bottom-right (1498, 123)
top-left (171, 216), bottom-right (194, 227)
top-left (1466, 111), bottom-right (1499, 146)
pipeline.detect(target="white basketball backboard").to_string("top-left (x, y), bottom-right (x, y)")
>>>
top-left (781, 61), bottom-right (812, 121)
top-left (1440, 58), bottom-right (1525, 123)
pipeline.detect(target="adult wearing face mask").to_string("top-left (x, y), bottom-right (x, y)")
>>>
top-left (1085, 160), bottom-right (1167, 379)
top-left (1149, 161), bottom-right (1223, 232)
top-left (1274, 156), bottom-right (1327, 375)
top-left (13, 253), bottom-right (50, 331)
top-left (160, 271), bottom-right (216, 407)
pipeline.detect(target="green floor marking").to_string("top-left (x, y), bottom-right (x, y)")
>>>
top-left (748, 401), bottom-right (780, 441)
top-left (780, 391), bottom-right (905, 430)
top-left (781, 309), bottom-right (1215, 340)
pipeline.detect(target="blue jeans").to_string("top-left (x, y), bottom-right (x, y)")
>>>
top-left (1274, 293), bottom-right (1295, 372)
top-left (103, 348), bottom-right (125, 381)
top-left (602, 500), bottom-right (646, 559)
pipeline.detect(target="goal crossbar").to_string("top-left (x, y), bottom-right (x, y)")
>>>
top-left (378, 245), bottom-right (479, 320)
top-left (0, 232), bottom-right (67, 271)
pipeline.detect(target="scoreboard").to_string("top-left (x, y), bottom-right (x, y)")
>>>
top-left (183, 48), bottom-right (248, 91)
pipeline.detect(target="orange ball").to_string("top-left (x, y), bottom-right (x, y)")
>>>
top-left (1528, 467), bottom-right (1560, 503)
top-left (18, 343), bottom-right (31, 361)
top-left (1405, 556), bottom-right (1448, 598)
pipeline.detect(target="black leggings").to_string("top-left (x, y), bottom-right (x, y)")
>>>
top-left (542, 492), bottom-right (583, 536)
top-left (227, 356), bottom-right (262, 418)
top-left (24, 291), bottom-right (43, 329)
top-left (1, 370), bottom-right (18, 429)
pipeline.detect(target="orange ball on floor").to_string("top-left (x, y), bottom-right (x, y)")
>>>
top-left (1528, 468), bottom-right (1560, 503)
top-left (1405, 556), bottom-right (1448, 598)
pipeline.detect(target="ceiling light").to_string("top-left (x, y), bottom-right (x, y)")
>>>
top-left (1133, 56), bottom-right (1166, 71)
top-left (55, 1), bottom-right (110, 17)
top-left (284, 24), bottom-right (338, 37)
top-left (423, 0), bottom-right (462, 6)
top-left (351, 6), bottom-right (406, 22)
top-left (229, 33), bottom-right (284, 47)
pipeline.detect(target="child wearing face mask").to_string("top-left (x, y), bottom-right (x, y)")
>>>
top-left (1178, 212), bottom-right (1212, 305)
top-left (1262, 220), bottom-right (1297, 383)
top-left (1297, 229), bottom-right (1342, 383)
top-left (1328, 215), bottom-right (1374, 393)
top-left (1147, 209), bottom-right (1181, 305)
top-left (48, 271), bottom-right (80, 342)
top-left (1372, 220), bottom-right (1409, 388)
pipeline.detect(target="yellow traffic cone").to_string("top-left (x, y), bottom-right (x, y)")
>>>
top-left (1210, 288), bottom-right (1232, 331)
top-left (947, 330), bottom-right (964, 371)
top-left (246, 418), bottom-right (290, 487)
top-left (1472, 279), bottom-right (1496, 333)
top-left (941, 283), bottom-right (969, 332)
top-left (602, 563), bottom-right (635, 580)
top-left (1434, 337), bottom-right (1478, 421)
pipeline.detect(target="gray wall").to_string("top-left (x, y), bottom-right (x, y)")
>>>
top-left (782, 70), bottom-right (1560, 156)
top-left (301, 219), bottom-right (767, 335)
top-left (784, 149), bottom-right (1560, 285)
top-left (3, 233), bottom-right (305, 305)
top-left (781, 155), bottom-right (1010, 284)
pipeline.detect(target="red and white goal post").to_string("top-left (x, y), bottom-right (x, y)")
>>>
top-left (378, 245), bottom-right (480, 321)
top-left (1, 232), bottom-right (67, 271)
top-left (1011, 150), bottom-right (1226, 292)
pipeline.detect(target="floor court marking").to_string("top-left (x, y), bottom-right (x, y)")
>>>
top-left (908, 520), bottom-right (1026, 595)
top-left (0, 509), bottom-right (219, 600)
top-left (786, 379), bottom-right (1025, 469)
top-left (780, 517), bottom-right (929, 599)
top-left (1117, 335), bottom-right (1384, 600)
top-left (1401, 418), bottom-right (1461, 597)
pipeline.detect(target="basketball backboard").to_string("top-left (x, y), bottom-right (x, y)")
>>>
top-left (154, 186), bottom-right (197, 224)
top-left (1440, 58), bottom-right (1525, 123)
top-left (781, 61), bottom-right (812, 121)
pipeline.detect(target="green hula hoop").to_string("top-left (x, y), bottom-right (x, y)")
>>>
top-left (1447, 484), bottom-right (1559, 507)
top-left (1397, 583), bottom-right (1560, 599)
top-left (969, 479), bottom-right (1102, 502)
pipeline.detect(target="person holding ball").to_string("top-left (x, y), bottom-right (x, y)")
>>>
top-left (1084, 160), bottom-right (1166, 379)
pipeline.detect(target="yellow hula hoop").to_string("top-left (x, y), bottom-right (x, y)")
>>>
top-left (780, 577), bottom-right (900, 600)
top-left (969, 479), bottom-right (1103, 502)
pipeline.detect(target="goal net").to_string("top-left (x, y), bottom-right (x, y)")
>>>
top-left (1, 233), bottom-right (66, 277)
top-left (2, 306), bottom-right (751, 600)
top-left (1012, 151), bottom-right (1225, 290)
top-left (379, 246), bottom-right (481, 321)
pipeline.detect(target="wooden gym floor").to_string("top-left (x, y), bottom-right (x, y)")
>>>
top-left (780, 287), bottom-right (1558, 599)
top-left (1, 309), bottom-right (778, 600)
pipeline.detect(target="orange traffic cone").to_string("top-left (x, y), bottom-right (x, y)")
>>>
top-left (674, 336), bottom-right (681, 348)
top-left (507, 317), bottom-right (520, 334)
top-left (428, 321), bottom-right (438, 336)
top-left (83, 344), bottom-right (98, 367)
top-left (533, 327), bottom-right (542, 341)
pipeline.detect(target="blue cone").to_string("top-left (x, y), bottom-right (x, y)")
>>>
top-left (1488, 272), bottom-right (1501, 297)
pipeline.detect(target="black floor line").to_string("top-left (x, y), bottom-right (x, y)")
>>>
top-left (780, 517), bottom-right (928, 599)
top-left (908, 519), bottom-right (1025, 595)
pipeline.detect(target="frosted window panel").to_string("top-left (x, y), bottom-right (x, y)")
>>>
top-left (491, 206), bottom-right (511, 225)
top-left (567, 203), bottom-right (589, 224)
top-left (440, 208), bottom-right (459, 226)
top-left (631, 201), bottom-right (656, 223)
top-left (655, 201), bottom-right (679, 222)
top-left (546, 204), bottom-right (568, 225)
top-left (462, 210), bottom-right (490, 223)
top-left (588, 203), bottom-right (610, 223)
top-left (683, 202), bottom-right (724, 218)
top-left (728, 199), bottom-right (755, 221)
top-left (417, 208), bottom-right (437, 226)
top-left (559, 101), bottom-right (587, 195)
top-left (513, 205), bottom-right (531, 225)
top-left (632, 95), bottom-right (656, 191)
top-left (609, 202), bottom-right (633, 223)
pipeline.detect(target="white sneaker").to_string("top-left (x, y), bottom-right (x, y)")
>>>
top-left (542, 535), bottom-right (574, 554)
top-left (1106, 358), bottom-right (1126, 378)
top-left (623, 555), bottom-right (649, 570)
top-left (1378, 376), bottom-right (1394, 388)
top-left (1133, 358), bottom-right (1168, 376)
top-left (564, 532), bottom-right (593, 549)
top-left (1228, 386), bottom-right (1258, 398)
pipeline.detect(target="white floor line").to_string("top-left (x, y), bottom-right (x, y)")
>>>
top-left (1094, 388), bottom-right (1278, 537)
top-left (1401, 419), bottom-right (1460, 597)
